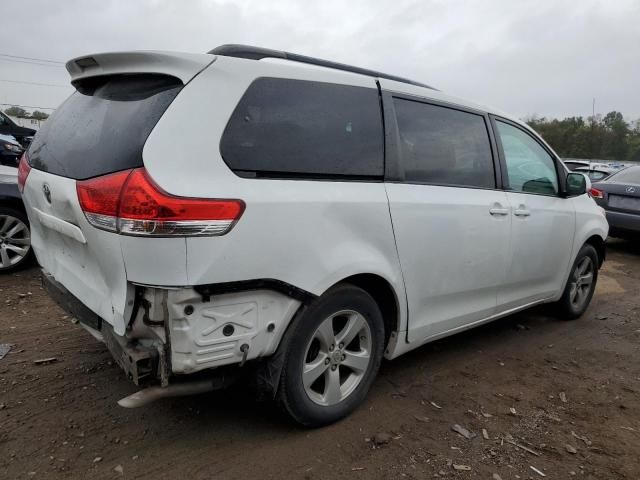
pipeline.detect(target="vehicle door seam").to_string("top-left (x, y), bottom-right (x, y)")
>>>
top-left (382, 183), bottom-right (410, 344)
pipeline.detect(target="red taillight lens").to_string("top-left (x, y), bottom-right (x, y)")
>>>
top-left (17, 153), bottom-right (31, 193)
top-left (76, 168), bottom-right (245, 236)
top-left (76, 169), bottom-right (131, 232)
top-left (589, 187), bottom-right (604, 199)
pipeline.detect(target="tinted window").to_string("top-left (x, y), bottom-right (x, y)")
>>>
top-left (496, 121), bottom-right (559, 195)
top-left (28, 74), bottom-right (182, 180)
top-left (588, 171), bottom-right (609, 181)
top-left (392, 99), bottom-right (495, 188)
top-left (220, 78), bottom-right (383, 178)
top-left (609, 166), bottom-right (640, 184)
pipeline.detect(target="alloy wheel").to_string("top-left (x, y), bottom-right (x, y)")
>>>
top-left (0, 215), bottom-right (31, 270)
top-left (302, 310), bottom-right (372, 406)
top-left (569, 256), bottom-right (594, 310)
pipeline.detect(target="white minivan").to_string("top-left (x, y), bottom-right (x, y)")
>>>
top-left (20, 45), bottom-right (608, 426)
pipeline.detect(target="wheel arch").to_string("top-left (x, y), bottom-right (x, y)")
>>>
top-left (329, 273), bottom-right (401, 350)
top-left (584, 234), bottom-right (606, 268)
top-left (254, 272), bottom-right (403, 400)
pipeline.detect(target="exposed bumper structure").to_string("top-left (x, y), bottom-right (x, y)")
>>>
top-left (41, 269), bottom-right (304, 386)
top-left (43, 272), bottom-right (164, 385)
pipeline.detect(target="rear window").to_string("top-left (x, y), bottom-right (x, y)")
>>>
top-left (28, 74), bottom-right (182, 180)
top-left (393, 98), bottom-right (495, 188)
top-left (220, 78), bottom-right (384, 179)
top-left (609, 167), bottom-right (640, 184)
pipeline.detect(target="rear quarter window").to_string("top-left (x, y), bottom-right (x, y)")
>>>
top-left (220, 78), bottom-right (384, 179)
top-left (392, 98), bottom-right (495, 188)
top-left (28, 74), bottom-right (182, 180)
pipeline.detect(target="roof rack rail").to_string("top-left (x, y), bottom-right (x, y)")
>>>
top-left (208, 44), bottom-right (437, 91)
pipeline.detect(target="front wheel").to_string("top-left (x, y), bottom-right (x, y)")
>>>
top-left (554, 244), bottom-right (598, 319)
top-left (276, 284), bottom-right (385, 427)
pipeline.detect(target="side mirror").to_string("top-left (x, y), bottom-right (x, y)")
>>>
top-left (566, 172), bottom-right (589, 196)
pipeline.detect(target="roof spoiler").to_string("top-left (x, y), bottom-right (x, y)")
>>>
top-left (66, 51), bottom-right (216, 86)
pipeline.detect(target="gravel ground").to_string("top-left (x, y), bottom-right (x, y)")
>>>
top-left (1, 239), bottom-right (639, 479)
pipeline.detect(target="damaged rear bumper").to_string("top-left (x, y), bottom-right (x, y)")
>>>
top-left (42, 270), bottom-right (305, 387)
top-left (43, 271), bottom-right (166, 385)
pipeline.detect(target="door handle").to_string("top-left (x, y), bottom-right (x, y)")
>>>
top-left (514, 206), bottom-right (531, 217)
top-left (489, 205), bottom-right (509, 216)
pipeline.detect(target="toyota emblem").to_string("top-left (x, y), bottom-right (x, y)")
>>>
top-left (42, 183), bottom-right (52, 204)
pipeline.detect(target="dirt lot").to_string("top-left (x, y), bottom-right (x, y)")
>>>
top-left (1, 240), bottom-right (639, 479)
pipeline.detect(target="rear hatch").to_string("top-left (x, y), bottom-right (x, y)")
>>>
top-left (21, 51), bottom-right (214, 334)
top-left (607, 187), bottom-right (640, 213)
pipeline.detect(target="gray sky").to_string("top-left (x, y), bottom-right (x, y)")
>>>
top-left (1, 0), bottom-right (639, 120)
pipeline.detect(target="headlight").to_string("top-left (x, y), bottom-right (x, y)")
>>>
top-left (2, 142), bottom-right (22, 153)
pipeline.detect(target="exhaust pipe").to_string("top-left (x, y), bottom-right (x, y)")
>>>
top-left (118, 380), bottom-right (216, 408)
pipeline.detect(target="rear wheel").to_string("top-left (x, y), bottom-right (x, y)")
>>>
top-left (554, 244), bottom-right (598, 319)
top-left (0, 207), bottom-right (33, 273)
top-left (276, 284), bottom-right (384, 427)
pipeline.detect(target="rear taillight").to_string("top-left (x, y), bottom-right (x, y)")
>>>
top-left (17, 153), bottom-right (31, 193)
top-left (589, 187), bottom-right (604, 199)
top-left (76, 169), bottom-right (131, 232)
top-left (76, 168), bottom-right (245, 236)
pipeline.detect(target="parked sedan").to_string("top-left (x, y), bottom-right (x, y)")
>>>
top-left (574, 165), bottom-right (616, 182)
top-left (0, 164), bottom-right (33, 272)
top-left (591, 166), bottom-right (640, 238)
top-left (0, 111), bottom-right (36, 148)
top-left (0, 133), bottom-right (24, 167)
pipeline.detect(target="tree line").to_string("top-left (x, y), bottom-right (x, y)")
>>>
top-left (3, 106), bottom-right (49, 120)
top-left (526, 112), bottom-right (640, 162)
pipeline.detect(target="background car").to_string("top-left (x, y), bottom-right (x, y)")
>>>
top-left (0, 164), bottom-right (33, 273)
top-left (574, 165), bottom-right (616, 182)
top-left (591, 165), bottom-right (640, 238)
top-left (0, 133), bottom-right (25, 167)
top-left (563, 159), bottom-right (590, 171)
top-left (0, 111), bottom-right (36, 148)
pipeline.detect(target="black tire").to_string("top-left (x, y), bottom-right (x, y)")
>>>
top-left (554, 244), bottom-right (598, 320)
top-left (276, 284), bottom-right (385, 427)
top-left (0, 206), bottom-right (34, 274)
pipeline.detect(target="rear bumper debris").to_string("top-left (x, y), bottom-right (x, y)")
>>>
top-left (102, 323), bottom-right (161, 385)
top-left (42, 271), bottom-right (102, 331)
top-left (42, 271), bottom-right (165, 386)
top-left (42, 269), bottom-right (304, 394)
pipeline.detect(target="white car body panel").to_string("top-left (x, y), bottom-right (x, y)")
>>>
top-left (385, 184), bottom-right (511, 342)
top-left (497, 192), bottom-right (575, 309)
top-left (22, 169), bottom-right (130, 335)
top-left (568, 194), bottom-right (609, 275)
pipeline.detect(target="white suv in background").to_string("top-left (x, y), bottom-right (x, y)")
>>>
top-left (20, 45), bottom-right (608, 426)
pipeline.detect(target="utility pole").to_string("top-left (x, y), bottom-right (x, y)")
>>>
top-left (590, 97), bottom-right (596, 159)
